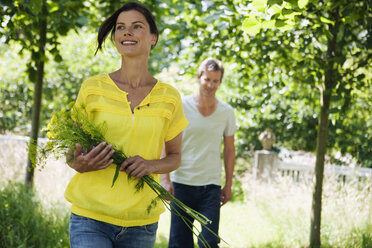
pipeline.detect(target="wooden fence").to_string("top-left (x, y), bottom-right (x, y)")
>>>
top-left (2, 135), bottom-right (372, 184)
top-left (253, 150), bottom-right (372, 183)
top-left (277, 161), bottom-right (372, 183)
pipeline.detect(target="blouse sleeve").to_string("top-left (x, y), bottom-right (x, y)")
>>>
top-left (164, 90), bottom-right (188, 142)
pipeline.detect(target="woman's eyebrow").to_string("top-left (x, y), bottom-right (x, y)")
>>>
top-left (116, 21), bottom-right (146, 25)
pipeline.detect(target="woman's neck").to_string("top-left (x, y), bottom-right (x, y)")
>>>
top-left (115, 56), bottom-right (153, 88)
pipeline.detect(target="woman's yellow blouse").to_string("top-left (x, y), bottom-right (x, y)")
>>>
top-left (64, 74), bottom-right (188, 227)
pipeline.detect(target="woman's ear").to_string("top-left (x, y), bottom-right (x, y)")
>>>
top-left (151, 34), bottom-right (158, 45)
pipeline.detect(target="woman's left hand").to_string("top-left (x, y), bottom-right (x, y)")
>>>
top-left (120, 155), bottom-right (154, 178)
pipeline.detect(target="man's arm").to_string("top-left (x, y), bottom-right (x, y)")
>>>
top-left (161, 142), bottom-right (175, 196)
top-left (221, 135), bottom-right (235, 205)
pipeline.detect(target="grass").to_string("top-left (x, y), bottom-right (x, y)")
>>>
top-left (1, 137), bottom-right (371, 247)
top-left (0, 182), bottom-right (70, 248)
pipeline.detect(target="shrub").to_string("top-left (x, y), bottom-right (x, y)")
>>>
top-left (0, 182), bottom-right (69, 248)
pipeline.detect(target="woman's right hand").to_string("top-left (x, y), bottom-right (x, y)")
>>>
top-left (67, 142), bottom-right (115, 173)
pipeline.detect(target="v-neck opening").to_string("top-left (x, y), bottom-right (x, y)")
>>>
top-left (192, 95), bottom-right (219, 118)
top-left (106, 73), bottom-right (159, 110)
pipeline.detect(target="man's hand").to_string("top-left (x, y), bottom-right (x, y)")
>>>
top-left (220, 185), bottom-right (232, 206)
top-left (160, 174), bottom-right (174, 200)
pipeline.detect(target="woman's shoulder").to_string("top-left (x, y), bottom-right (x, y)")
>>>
top-left (79, 74), bottom-right (114, 92)
top-left (82, 74), bottom-right (109, 85)
top-left (154, 81), bottom-right (182, 98)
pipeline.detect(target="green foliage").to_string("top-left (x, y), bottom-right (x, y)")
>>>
top-left (1, 0), bottom-right (371, 168)
top-left (0, 29), bottom-right (119, 135)
top-left (0, 43), bottom-right (32, 133)
top-left (148, 0), bottom-right (372, 168)
top-left (230, 0), bottom-right (371, 167)
top-left (228, 157), bottom-right (250, 202)
top-left (0, 0), bottom-right (90, 82)
top-left (230, 177), bottom-right (245, 203)
top-left (0, 182), bottom-right (69, 248)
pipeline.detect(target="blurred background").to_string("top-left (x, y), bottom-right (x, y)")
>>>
top-left (0, 0), bottom-right (371, 247)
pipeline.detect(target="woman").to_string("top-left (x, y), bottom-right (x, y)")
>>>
top-left (66, 2), bottom-right (188, 247)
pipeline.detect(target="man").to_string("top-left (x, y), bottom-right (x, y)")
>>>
top-left (162, 58), bottom-right (237, 248)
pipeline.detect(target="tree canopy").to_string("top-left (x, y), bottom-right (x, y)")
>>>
top-left (0, 0), bottom-right (371, 169)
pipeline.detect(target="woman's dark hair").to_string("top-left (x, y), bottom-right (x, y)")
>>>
top-left (197, 58), bottom-right (225, 81)
top-left (95, 2), bottom-right (158, 55)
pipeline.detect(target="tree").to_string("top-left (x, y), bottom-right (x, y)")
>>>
top-left (141, 0), bottom-right (370, 245)
top-left (0, 0), bottom-right (90, 186)
top-left (240, 0), bottom-right (371, 246)
top-left (140, 0), bottom-right (371, 169)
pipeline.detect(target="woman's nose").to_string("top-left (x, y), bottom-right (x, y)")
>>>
top-left (123, 27), bottom-right (133, 35)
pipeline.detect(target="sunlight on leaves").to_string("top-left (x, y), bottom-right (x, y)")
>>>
top-left (298, 0), bottom-right (309, 9)
top-left (242, 16), bottom-right (261, 35)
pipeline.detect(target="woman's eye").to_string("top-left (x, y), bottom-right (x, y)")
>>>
top-left (117, 25), bottom-right (124, 30)
top-left (134, 25), bottom-right (142, 29)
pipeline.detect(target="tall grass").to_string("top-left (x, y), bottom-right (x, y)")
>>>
top-left (156, 173), bottom-right (371, 248)
top-left (0, 183), bottom-right (70, 248)
top-left (1, 137), bottom-right (371, 247)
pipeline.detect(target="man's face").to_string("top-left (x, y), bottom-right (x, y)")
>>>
top-left (198, 70), bottom-right (222, 97)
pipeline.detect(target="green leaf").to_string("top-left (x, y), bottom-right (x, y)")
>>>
top-left (217, 21), bottom-right (229, 31)
top-left (111, 164), bottom-right (120, 187)
top-left (261, 20), bottom-right (276, 29)
top-left (275, 19), bottom-right (287, 27)
top-left (278, 24), bottom-right (294, 31)
top-left (267, 0), bottom-right (283, 7)
top-left (358, 60), bottom-right (368, 67)
top-left (282, 8), bottom-right (294, 15)
top-left (49, 5), bottom-right (59, 13)
top-left (54, 54), bottom-right (62, 62)
top-left (76, 16), bottom-right (88, 26)
top-left (323, 27), bottom-right (333, 40)
top-left (331, 95), bottom-right (342, 102)
top-left (298, 0), bottom-right (309, 9)
top-left (242, 16), bottom-right (261, 35)
top-left (320, 16), bottom-right (335, 25)
top-left (270, 13), bottom-right (281, 20)
top-left (285, 0), bottom-right (298, 6)
top-left (356, 74), bottom-right (365, 81)
top-left (27, 66), bottom-right (37, 83)
top-left (252, 0), bottom-right (267, 12)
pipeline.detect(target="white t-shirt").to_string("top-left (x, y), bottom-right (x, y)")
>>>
top-left (171, 95), bottom-right (237, 186)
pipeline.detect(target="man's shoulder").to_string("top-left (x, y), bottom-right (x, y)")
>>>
top-left (182, 94), bottom-right (194, 102)
top-left (217, 98), bottom-right (235, 112)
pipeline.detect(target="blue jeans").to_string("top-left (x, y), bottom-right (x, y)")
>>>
top-left (168, 182), bottom-right (221, 248)
top-left (69, 213), bottom-right (158, 248)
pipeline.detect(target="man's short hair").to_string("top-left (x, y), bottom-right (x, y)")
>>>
top-left (197, 58), bottom-right (224, 80)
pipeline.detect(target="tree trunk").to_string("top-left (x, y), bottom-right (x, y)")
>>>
top-left (309, 89), bottom-right (331, 247)
top-left (310, 7), bottom-right (340, 247)
top-left (25, 1), bottom-right (47, 186)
